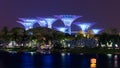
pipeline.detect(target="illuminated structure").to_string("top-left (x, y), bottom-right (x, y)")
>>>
top-left (37, 18), bottom-right (47, 27)
top-left (17, 16), bottom-right (103, 35)
top-left (55, 27), bottom-right (67, 33)
top-left (17, 21), bottom-right (35, 30)
top-left (43, 17), bottom-right (57, 29)
top-left (76, 23), bottom-right (93, 32)
top-left (55, 15), bottom-right (82, 34)
top-left (92, 29), bottom-right (101, 34)
top-left (18, 18), bottom-right (37, 30)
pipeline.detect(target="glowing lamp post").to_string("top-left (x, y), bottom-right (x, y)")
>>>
top-left (55, 15), bottom-right (82, 35)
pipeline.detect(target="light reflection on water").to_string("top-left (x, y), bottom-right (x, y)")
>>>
top-left (22, 52), bottom-right (34, 68)
top-left (61, 53), bottom-right (71, 68)
top-left (114, 55), bottom-right (118, 68)
top-left (107, 54), bottom-right (112, 59)
top-left (0, 52), bottom-right (120, 68)
top-left (42, 55), bottom-right (53, 68)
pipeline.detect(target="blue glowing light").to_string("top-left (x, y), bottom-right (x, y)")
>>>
top-left (77, 23), bottom-right (93, 32)
top-left (44, 18), bottom-right (57, 28)
top-left (43, 55), bottom-right (53, 67)
top-left (37, 19), bottom-right (47, 27)
top-left (19, 18), bottom-right (37, 23)
top-left (17, 21), bottom-right (35, 30)
top-left (54, 15), bottom-right (82, 35)
top-left (92, 29), bottom-right (101, 34)
top-left (55, 27), bottom-right (67, 33)
top-left (22, 53), bottom-right (34, 68)
top-left (18, 18), bottom-right (37, 30)
top-left (55, 15), bottom-right (81, 26)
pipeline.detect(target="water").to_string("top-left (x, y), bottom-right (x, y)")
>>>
top-left (0, 52), bottom-right (120, 68)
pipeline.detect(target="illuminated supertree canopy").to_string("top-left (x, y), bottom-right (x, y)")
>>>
top-left (17, 21), bottom-right (35, 30)
top-left (76, 22), bottom-right (94, 32)
top-left (18, 18), bottom-right (37, 30)
top-left (54, 15), bottom-right (82, 35)
top-left (17, 15), bottom-right (102, 34)
top-left (92, 29), bottom-right (101, 34)
top-left (19, 18), bottom-right (37, 23)
top-left (55, 15), bottom-right (82, 26)
top-left (55, 27), bottom-right (67, 33)
top-left (37, 18), bottom-right (47, 27)
top-left (43, 17), bottom-right (57, 28)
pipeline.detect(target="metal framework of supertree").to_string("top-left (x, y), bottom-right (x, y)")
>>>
top-left (37, 18), bottom-right (47, 27)
top-left (76, 22), bottom-right (93, 32)
top-left (17, 16), bottom-right (102, 35)
top-left (19, 18), bottom-right (37, 23)
top-left (43, 17), bottom-right (57, 29)
top-left (55, 15), bottom-right (82, 34)
top-left (18, 18), bottom-right (37, 30)
top-left (92, 29), bottom-right (101, 34)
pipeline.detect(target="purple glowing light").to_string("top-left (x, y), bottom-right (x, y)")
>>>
top-left (19, 18), bottom-right (37, 23)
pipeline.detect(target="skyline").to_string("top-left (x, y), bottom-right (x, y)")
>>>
top-left (0, 0), bottom-right (120, 31)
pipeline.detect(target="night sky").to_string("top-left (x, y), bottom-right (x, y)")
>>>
top-left (0, 0), bottom-right (120, 31)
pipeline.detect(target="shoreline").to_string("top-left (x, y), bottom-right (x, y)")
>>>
top-left (0, 47), bottom-right (120, 54)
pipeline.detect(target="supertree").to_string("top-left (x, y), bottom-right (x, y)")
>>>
top-left (76, 22), bottom-right (94, 32)
top-left (55, 15), bottom-right (82, 35)
top-left (18, 18), bottom-right (37, 30)
top-left (42, 17), bottom-right (58, 29)
top-left (92, 29), bottom-right (101, 34)
top-left (37, 18), bottom-right (47, 27)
